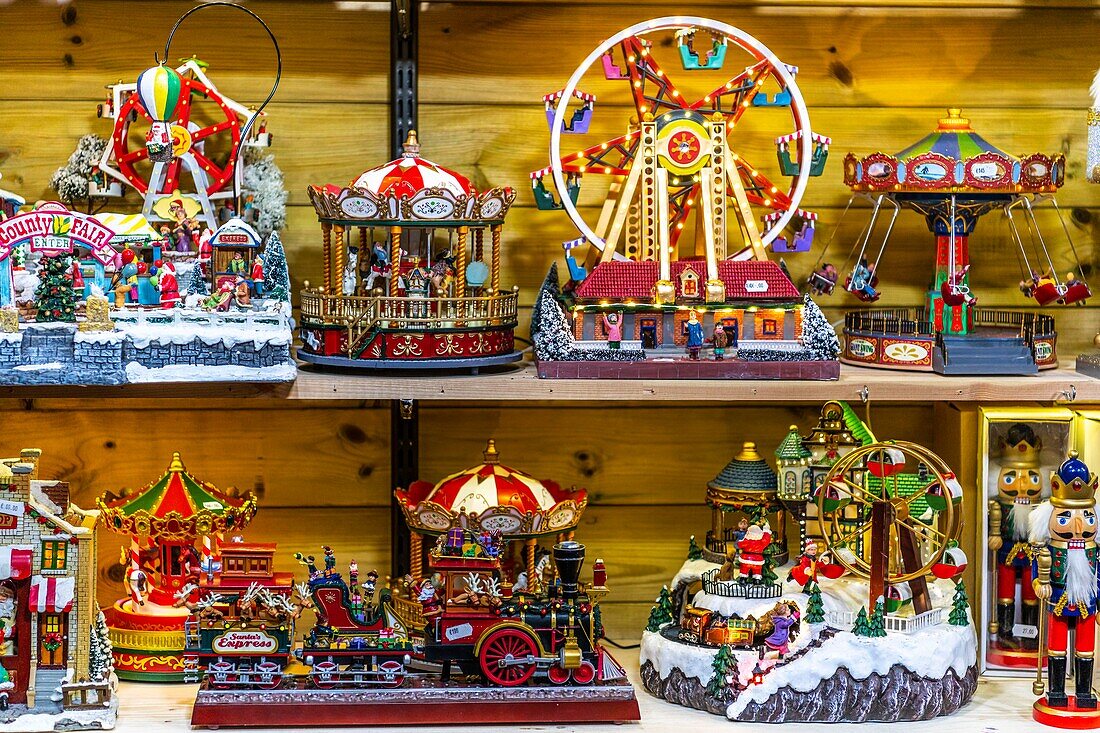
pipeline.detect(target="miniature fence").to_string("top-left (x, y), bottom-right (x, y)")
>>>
top-left (844, 309), bottom-right (934, 336)
top-left (62, 679), bottom-right (113, 710)
top-left (824, 607), bottom-right (943, 634)
top-left (700, 569), bottom-right (782, 599)
top-left (390, 595), bottom-right (426, 630)
top-left (300, 289), bottom-right (519, 330)
top-left (108, 627), bottom-right (186, 652)
top-left (112, 306), bottom-right (290, 330)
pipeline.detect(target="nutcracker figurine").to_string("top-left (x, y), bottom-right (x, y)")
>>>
top-left (1030, 451), bottom-right (1100, 727)
top-left (988, 423), bottom-right (1046, 664)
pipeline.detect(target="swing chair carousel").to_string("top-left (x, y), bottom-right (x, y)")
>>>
top-left (298, 132), bottom-right (521, 371)
top-left (529, 17), bottom-right (841, 380)
top-left (815, 109), bottom-right (1091, 375)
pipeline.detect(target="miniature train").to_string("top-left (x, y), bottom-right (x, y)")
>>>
top-left (183, 532), bottom-right (623, 690)
top-left (673, 600), bottom-right (800, 652)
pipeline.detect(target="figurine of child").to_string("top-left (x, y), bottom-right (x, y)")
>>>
top-left (602, 311), bottom-right (623, 349)
top-left (684, 310), bottom-right (704, 360)
top-left (849, 258), bottom-right (878, 300)
top-left (711, 322), bottom-right (732, 361)
top-left (763, 603), bottom-right (799, 659)
top-left (229, 252), bottom-right (247, 276)
top-left (251, 255), bottom-right (265, 296)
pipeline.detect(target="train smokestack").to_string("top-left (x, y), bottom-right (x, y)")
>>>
top-left (553, 541), bottom-right (585, 600)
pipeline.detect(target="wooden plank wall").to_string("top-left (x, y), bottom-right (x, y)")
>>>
top-left (1, 398), bottom-right (939, 641)
top-left (0, 1), bottom-right (1095, 350)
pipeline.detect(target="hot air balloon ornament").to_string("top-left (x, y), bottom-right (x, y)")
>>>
top-left (135, 63), bottom-right (184, 163)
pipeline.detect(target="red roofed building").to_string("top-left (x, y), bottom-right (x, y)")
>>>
top-left (570, 259), bottom-right (805, 350)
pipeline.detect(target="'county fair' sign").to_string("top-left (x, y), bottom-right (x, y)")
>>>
top-left (0, 202), bottom-right (117, 265)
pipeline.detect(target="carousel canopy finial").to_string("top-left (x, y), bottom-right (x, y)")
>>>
top-left (483, 439), bottom-right (500, 465)
top-left (937, 108), bottom-right (971, 131)
top-left (402, 129), bottom-right (421, 158)
top-left (168, 451), bottom-right (185, 472)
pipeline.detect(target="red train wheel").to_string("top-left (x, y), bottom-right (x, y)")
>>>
top-left (479, 629), bottom-right (538, 686)
top-left (377, 660), bottom-right (406, 688)
top-left (571, 660), bottom-right (597, 685)
top-left (547, 664), bottom-right (571, 685)
top-left (310, 659), bottom-right (340, 689)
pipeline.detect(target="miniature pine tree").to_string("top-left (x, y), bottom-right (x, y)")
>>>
top-left (687, 535), bottom-right (704, 560)
top-left (592, 603), bottom-right (604, 639)
top-left (262, 232), bottom-right (291, 303)
top-left (49, 134), bottom-right (111, 213)
top-left (705, 644), bottom-right (739, 699)
top-left (851, 606), bottom-right (872, 637)
top-left (948, 580), bottom-right (970, 627)
top-left (11, 243), bottom-right (25, 270)
top-left (868, 597), bottom-right (888, 637)
top-left (805, 582), bottom-right (825, 624)
top-left (241, 148), bottom-right (288, 240)
top-left (801, 294), bottom-right (840, 360)
top-left (184, 264), bottom-right (209, 298)
top-left (34, 253), bottom-right (78, 322)
top-left (88, 610), bottom-right (114, 682)
top-left (646, 586), bottom-right (674, 631)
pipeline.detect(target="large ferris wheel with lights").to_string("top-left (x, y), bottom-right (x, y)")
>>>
top-left (533, 17), bottom-right (829, 303)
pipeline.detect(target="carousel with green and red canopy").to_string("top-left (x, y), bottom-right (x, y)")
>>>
top-left (813, 109), bottom-right (1091, 374)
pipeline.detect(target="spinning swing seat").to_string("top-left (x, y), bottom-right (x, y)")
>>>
top-left (1030, 280), bottom-right (1061, 306)
top-left (677, 35), bottom-right (727, 70)
top-left (808, 268), bottom-right (838, 296)
top-left (845, 275), bottom-right (881, 303)
top-left (940, 277), bottom-right (975, 307)
top-left (1059, 280), bottom-right (1092, 305)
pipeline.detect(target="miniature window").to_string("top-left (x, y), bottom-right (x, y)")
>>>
top-left (762, 319), bottom-right (778, 336)
top-left (248, 558), bottom-right (268, 574)
top-left (41, 539), bottom-right (67, 571)
top-left (226, 557), bottom-right (246, 573)
top-left (680, 268), bottom-right (700, 298)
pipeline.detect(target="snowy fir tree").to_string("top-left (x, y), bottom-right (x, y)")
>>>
top-left (646, 586), bottom-right (675, 631)
top-left (184, 264), bottom-right (209, 297)
top-left (34, 254), bottom-right (77, 322)
top-left (705, 644), bottom-right (739, 700)
top-left (262, 232), bottom-right (291, 303)
top-left (805, 582), bottom-right (825, 624)
top-left (801, 294), bottom-right (840, 360)
top-left (687, 535), bottom-right (704, 560)
top-left (593, 603), bottom-right (604, 639)
top-left (88, 610), bottom-right (114, 682)
top-left (11, 243), bottom-right (25, 270)
top-left (242, 147), bottom-right (288, 240)
top-left (868, 597), bottom-right (888, 637)
top-left (948, 581), bottom-right (970, 627)
top-left (49, 134), bottom-right (110, 213)
top-left (851, 606), bottom-right (872, 637)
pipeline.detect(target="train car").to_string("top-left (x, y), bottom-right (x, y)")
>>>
top-left (297, 575), bottom-right (415, 689)
top-left (676, 607), bottom-right (757, 647)
top-left (183, 541), bottom-right (297, 687)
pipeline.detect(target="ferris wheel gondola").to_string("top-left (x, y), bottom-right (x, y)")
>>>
top-left (534, 16), bottom-right (827, 275)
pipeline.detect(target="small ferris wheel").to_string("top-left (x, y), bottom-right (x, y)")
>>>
top-left (816, 441), bottom-right (965, 615)
top-left (534, 16), bottom-right (829, 296)
top-left (96, 58), bottom-right (271, 229)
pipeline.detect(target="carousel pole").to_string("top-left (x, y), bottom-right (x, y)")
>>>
top-left (525, 538), bottom-right (538, 592)
top-left (455, 226), bottom-right (468, 300)
top-left (409, 532), bottom-right (423, 583)
top-left (357, 228), bottom-right (368, 294)
top-left (490, 224), bottom-right (502, 292)
top-left (473, 227), bottom-right (484, 263)
top-left (321, 222), bottom-right (333, 292)
top-left (389, 226), bottom-right (402, 297)
top-left (333, 225), bottom-right (346, 295)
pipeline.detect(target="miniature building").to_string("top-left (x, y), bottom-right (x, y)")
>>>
top-left (705, 441), bottom-right (789, 565)
top-left (209, 218), bottom-right (262, 291)
top-left (0, 449), bottom-right (104, 712)
top-left (96, 452), bottom-right (257, 681)
top-left (570, 259), bottom-right (803, 350)
top-left (299, 132), bottom-right (520, 367)
top-left (396, 440), bottom-right (587, 588)
top-left (775, 425), bottom-right (815, 552)
top-left (801, 401), bottom-right (872, 550)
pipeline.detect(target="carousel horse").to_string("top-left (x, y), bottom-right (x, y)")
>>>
top-left (429, 249), bottom-right (457, 297)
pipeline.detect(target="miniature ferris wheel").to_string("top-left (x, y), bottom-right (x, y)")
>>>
top-left (95, 57), bottom-right (272, 229)
top-left (533, 17), bottom-right (827, 301)
top-left (816, 441), bottom-right (965, 615)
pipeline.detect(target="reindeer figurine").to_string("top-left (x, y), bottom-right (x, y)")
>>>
top-left (172, 582), bottom-right (226, 620)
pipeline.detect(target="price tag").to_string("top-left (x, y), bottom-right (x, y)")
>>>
top-left (1013, 623), bottom-right (1038, 639)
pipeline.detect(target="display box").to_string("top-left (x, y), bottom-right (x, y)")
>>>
top-left (978, 407), bottom-right (1076, 676)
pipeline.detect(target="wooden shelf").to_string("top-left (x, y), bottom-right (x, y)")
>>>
top-left (2, 360), bottom-right (1096, 403)
top-left (110, 647), bottom-right (1048, 733)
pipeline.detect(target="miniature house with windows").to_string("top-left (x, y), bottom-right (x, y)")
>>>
top-left (0, 448), bottom-right (115, 727)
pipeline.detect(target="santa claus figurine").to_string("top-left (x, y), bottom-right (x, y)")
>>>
top-left (788, 540), bottom-right (844, 589)
top-left (156, 260), bottom-right (180, 309)
top-left (736, 523), bottom-right (772, 585)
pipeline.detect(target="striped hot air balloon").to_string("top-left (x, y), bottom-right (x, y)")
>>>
top-left (136, 64), bottom-right (183, 163)
top-left (135, 64), bottom-right (183, 122)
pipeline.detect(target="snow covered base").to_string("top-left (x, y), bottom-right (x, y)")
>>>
top-left (641, 558), bottom-right (979, 723)
top-left (1, 694), bottom-right (118, 732)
